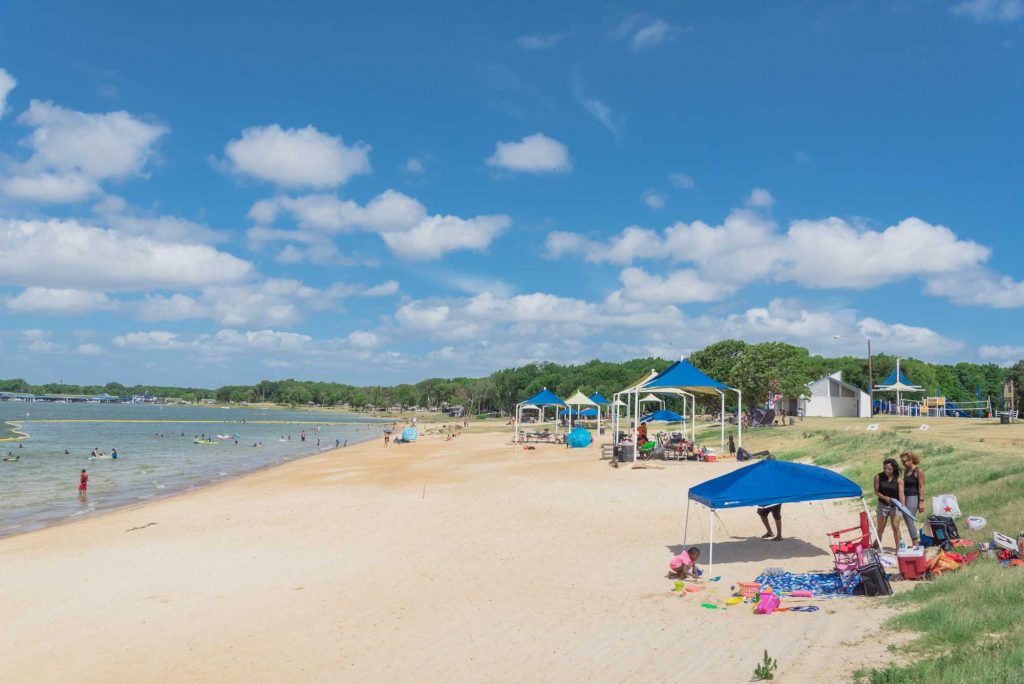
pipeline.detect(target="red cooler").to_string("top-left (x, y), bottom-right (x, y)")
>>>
top-left (897, 548), bottom-right (927, 580)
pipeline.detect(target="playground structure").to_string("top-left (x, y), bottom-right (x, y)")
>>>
top-left (872, 358), bottom-right (993, 418)
top-left (873, 395), bottom-right (992, 418)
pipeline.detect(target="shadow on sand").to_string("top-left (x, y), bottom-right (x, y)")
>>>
top-left (668, 536), bottom-right (827, 565)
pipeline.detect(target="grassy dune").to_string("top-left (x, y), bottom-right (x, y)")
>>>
top-left (730, 416), bottom-right (1024, 683)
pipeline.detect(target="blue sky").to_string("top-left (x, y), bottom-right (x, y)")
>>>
top-left (1, 0), bottom-right (1022, 386)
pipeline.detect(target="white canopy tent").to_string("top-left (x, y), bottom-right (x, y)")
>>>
top-left (564, 390), bottom-right (599, 432)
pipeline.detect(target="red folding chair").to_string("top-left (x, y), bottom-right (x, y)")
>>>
top-left (827, 511), bottom-right (870, 589)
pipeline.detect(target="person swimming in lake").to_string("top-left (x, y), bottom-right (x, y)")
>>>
top-left (111, 448), bottom-right (118, 460)
top-left (669, 547), bottom-right (702, 579)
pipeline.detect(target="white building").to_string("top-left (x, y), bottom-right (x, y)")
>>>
top-left (776, 371), bottom-right (871, 418)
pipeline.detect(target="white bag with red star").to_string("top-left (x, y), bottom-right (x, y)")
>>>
top-left (932, 494), bottom-right (961, 518)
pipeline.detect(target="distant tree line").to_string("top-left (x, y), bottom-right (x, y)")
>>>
top-left (3, 340), bottom-right (1023, 414)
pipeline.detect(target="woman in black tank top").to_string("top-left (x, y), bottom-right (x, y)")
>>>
top-left (900, 451), bottom-right (925, 544)
top-left (874, 458), bottom-right (905, 549)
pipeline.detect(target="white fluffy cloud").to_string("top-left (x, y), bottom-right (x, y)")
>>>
top-left (138, 278), bottom-right (325, 328)
top-left (546, 209), bottom-right (1001, 304)
top-left (378, 214), bottom-right (510, 261)
top-left (923, 270), bottom-right (1024, 308)
top-left (0, 67), bottom-right (15, 119)
top-left (250, 190), bottom-right (426, 233)
top-left (979, 345), bottom-right (1024, 365)
top-left (0, 219), bottom-right (252, 291)
top-left (951, 0), bottom-right (1023, 22)
top-left (347, 330), bottom-right (380, 348)
top-left (6, 287), bottom-right (113, 315)
top-left (670, 173), bottom-right (695, 189)
top-left (610, 15), bottom-right (672, 50)
top-left (2, 173), bottom-right (101, 203)
top-left (617, 267), bottom-right (737, 304)
top-left (3, 100), bottom-right (167, 202)
top-left (224, 124), bottom-right (370, 188)
top-left (516, 33), bottom-right (563, 50)
top-left (93, 196), bottom-right (227, 244)
top-left (76, 343), bottom-right (105, 355)
top-left (404, 157), bottom-right (425, 173)
top-left (248, 190), bottom-right (509, 261)
top-left (113, 331), bottom-right (184, 350)
top-left (746, 187), bottom-right (775, 208)
top-left (363, 280), bottom-right (399, 296)
top-left (392, 292), bottom-right (966, 370)
top-left (642, 189), bottom-right (665, 209)
top-left (486, 133), bottom-right (571, 174)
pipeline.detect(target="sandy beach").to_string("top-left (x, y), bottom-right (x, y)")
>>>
top-left (0, 431), bottom-right (894, 682)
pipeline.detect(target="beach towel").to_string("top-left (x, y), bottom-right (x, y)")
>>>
top-left (754, 570), bottom-right (859, 596)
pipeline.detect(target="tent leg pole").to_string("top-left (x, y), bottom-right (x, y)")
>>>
top-left (819, 502), bottom-right (833, 536)
top-left (864, 493), bottom-right (880, 548)
top-left (709, 507), bottom-right (714, 576)
top-left (719, 391), bottom-right (725, 455)
top-left (683, 499), bottom-right (691, 546)
top-left (737, 390), bottom-right (743, 448)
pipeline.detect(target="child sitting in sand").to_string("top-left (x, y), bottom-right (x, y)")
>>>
top-left (669, 547), bottom-right (701, 579)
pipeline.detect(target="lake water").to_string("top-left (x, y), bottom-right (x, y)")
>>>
top-left (0, 403), bottom-right (387, 536)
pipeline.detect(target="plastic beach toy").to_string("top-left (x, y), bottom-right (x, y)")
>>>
top-left (726, 597), bottom-right (743, 606)
top-left (700, 603), bottom-right (717, 610)
top-left (673, 581), bottom-right (685, 592)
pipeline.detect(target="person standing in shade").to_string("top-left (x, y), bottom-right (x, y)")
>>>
top-left (78, 469), bottom-right (89, 496)
top-left (757, 504), bottom-right (783, 540)
top-left (728, 434), bottom-right (736, 456)
top-left (900, 451), bottom-right (925, 545)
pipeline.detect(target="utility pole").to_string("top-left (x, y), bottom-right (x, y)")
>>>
top-left (867, 339), bottom-right (873, 414)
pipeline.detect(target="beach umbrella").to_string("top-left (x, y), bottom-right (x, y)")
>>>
top-left (401, 427), bottom-right (418, 442)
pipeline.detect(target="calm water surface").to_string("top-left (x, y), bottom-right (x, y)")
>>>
top-left (0, 403), bottom-right (386, 535)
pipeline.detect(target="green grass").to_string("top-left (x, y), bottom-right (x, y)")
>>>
top-left (769, 427), bottom-right (1024, 684)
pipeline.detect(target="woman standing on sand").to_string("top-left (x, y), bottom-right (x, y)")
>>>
top-left (900, 451), bottom-right (925, 545)
top-left (874, 458), bottom-right (904, 549)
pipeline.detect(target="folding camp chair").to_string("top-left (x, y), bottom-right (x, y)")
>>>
top-left (827, 511), bottom-right (870, 590)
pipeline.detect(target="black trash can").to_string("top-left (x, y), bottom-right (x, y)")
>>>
top-left (1001, 414), bottom-right (1010, 424)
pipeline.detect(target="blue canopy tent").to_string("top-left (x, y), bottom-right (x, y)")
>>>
top-left (639, 409), bottom-right (686, 424)
top-left (683, 460), bottom-right (879, 572)
top-left (589, 393), bottom-right (610, 428)
top-left (578, 407), bottom-right (599, 418)
top-left (635, 359), bottom-right (741, 461)
top-left (514, 388), bottom-right (567, 442)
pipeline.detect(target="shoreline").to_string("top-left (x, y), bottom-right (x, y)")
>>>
top-left (0, 433), bottom-right (379, 541)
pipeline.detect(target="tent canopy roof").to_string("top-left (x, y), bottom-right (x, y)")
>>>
top-left (579, 407), bottom-right (599, 417)
top-left (643, 359), bottom-right (733, 395)
top-left (564, 390), bottom-right (598, 406)
top-left (520, 388), bottom-right (566, 407)
top-left (620, 369), bottom-right (660, 394)
top-left (875, 372), bottom-right (923, 392)
top-left (688, 460), bottom-right (862, 509)
top-left (640, 409), bottom-right (686, 424)
top-left (590, 392), bottom-right (610, 405)
top-left (611, 399), bottom-right (628, 407)
top-left (639, 393), bottom-right (663, 403)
